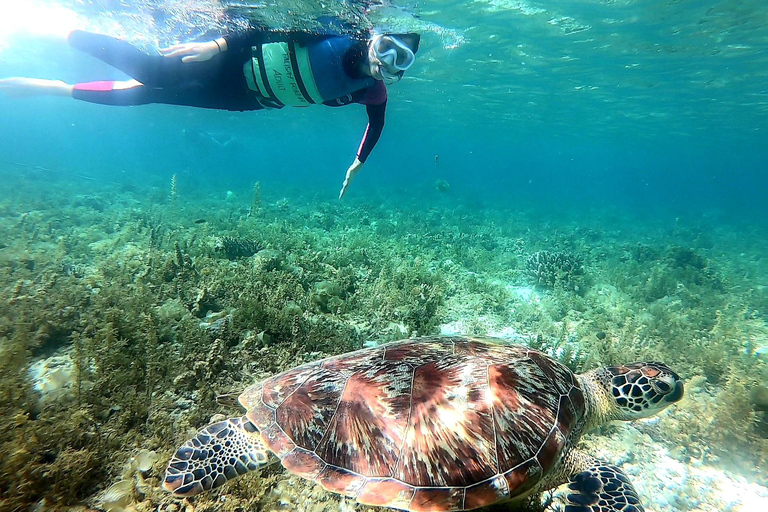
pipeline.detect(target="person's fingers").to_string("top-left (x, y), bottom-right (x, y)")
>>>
top-left (160, 44), bottom-right (205, 59)
top-left (159, 45), bottom-right (189, 55)
top-left (160, 48), bottom-right (185, 58)
top-left (339, 174), bottom-right (353, 199)
top-left (339, 176), bottom-right (350, 199)
top-left (163, 48), bottom-right (197, 59)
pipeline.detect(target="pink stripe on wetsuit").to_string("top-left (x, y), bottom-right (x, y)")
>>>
top-left (73, 81), bottom-right (121, 92)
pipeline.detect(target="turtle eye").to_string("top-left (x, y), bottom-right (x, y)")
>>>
top-left (651, 379), bottom-right (671, 394)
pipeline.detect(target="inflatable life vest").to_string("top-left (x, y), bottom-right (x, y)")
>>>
top-left (243, 36), bottom-right (376, 108)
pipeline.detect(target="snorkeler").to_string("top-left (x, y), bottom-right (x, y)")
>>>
top-left (0, 27), bottom-right (420, 198)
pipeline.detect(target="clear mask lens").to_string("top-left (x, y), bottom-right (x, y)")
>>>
top-left (373, 35), bottom-right (415, 72)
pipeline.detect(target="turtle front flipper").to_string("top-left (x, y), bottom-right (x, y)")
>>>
top-left (565, 460), bottom-right (644, 512)
top-left (163, 416), bottom-right (269, 497)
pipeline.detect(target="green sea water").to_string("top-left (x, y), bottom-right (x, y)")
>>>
top-left (0, 1), bottom-right (767, 511)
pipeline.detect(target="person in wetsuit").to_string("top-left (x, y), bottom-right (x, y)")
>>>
top-left (0, 27), bottom-right (420, 198)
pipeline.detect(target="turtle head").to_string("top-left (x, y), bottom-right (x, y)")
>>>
top-left (599, 362), bottom-right (684, 420)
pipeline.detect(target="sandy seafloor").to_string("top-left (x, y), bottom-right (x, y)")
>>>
top-left (3, 167), bottom-right (768, 512)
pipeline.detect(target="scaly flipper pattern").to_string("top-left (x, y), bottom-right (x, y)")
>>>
top-left (565, 461), bottom-right (644, 512)
top-left (163, 416), bottom-right (269, 497)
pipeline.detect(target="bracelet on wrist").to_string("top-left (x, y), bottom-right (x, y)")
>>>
top-left (214, 40), bottom-right (222, 53)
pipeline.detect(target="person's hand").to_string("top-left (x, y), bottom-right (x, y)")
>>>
top-left (159, 39), bottom-right (224, 63)
top-left (339, 158), bottom-right (364, 199)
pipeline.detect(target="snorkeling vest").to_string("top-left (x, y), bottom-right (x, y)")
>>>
top-left (243, 35), bottom-right (376, 108)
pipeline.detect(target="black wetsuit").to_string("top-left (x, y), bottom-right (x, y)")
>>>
top-left (68, 29), bottom-right (388, 163)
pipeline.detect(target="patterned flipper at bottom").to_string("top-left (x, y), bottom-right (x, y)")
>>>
top-left (163, 416), bottom-right (269, 497)
top-left (565, 462), bottom-right (644, 512)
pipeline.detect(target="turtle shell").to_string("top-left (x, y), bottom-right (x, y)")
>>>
top-left (239, 336), bottom-right (585, 512)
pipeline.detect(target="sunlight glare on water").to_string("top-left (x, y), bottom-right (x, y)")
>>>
top-left (0, 1), bottom-right (84, 44)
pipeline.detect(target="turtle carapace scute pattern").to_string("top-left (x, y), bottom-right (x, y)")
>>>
top-left (163, 336), bottom-right (684, 512)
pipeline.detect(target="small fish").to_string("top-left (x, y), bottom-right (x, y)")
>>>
top-left (435, 154), bottom-right (439, 167)
top-left (194, 219), bottom-right (207, 224)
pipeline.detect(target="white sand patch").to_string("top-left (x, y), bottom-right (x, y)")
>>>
top-left (556, 422), bottom-right (768, 512)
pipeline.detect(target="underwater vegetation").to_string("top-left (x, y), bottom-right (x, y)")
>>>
top-left (525, 250), bottom-right (585, 290)
top-left (1, 168), bottom-right (767, 511)
top-left (213, 236), bottom-right (263, 260)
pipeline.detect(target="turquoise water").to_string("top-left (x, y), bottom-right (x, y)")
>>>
top-left (1, 0), bottom-right (766, 216)
top-left (1, 1), bottom-right (768, 511)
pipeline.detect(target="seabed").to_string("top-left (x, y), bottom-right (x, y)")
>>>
top-left (1, 167), bottom-right (767, 511)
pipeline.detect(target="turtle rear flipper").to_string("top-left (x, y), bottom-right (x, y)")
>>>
top-left (565, 460), bottom-right (644, 512)
top-left (163, 416), bottom-right (269, 497)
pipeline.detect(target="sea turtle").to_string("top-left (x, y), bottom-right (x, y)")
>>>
top-left (163, 336), bottom-right (684, 511)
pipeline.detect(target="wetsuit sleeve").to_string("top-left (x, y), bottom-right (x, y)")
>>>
top-left (223, 30), bottom-right (265, 53)
top-left (356, 101), bottom-right (386, 163)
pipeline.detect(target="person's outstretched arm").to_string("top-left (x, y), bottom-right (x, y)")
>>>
top-left (339, 102), bottom-right (386, 199)
top-left (339, 82), bottom-right (388, 199)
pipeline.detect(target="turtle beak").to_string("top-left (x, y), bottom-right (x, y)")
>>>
top-left (665, 380), bottom-right (684, 403)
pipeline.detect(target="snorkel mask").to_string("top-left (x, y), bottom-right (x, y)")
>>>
top-left (370, 33), bottom-right (420, 83)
